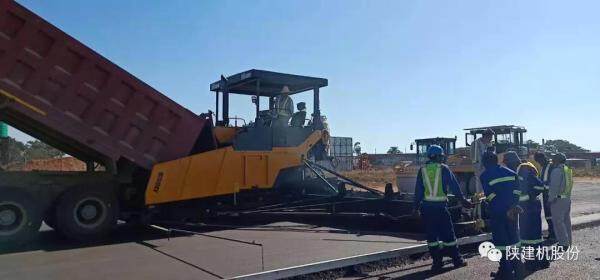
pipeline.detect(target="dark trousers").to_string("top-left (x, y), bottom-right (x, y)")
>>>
top-left (542, 191), bottom-right (555, 238)
top-left (519, 200), bottom-right (543, 244)
top-left (520, 199), bottom-right (549, 268)
top-left (490, 211), bottom-right (520, 275)
top-left (421, 202), bottom-right (460, 260)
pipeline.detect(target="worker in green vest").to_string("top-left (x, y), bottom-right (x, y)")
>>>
top-left (414, 145), bottom-right (473, 272)
top-left (547, 153), bottom-right (573, 249)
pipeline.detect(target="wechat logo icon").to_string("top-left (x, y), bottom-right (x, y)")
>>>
top-left (478, 241), bottom-right (502, 262)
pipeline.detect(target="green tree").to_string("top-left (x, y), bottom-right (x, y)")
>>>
top-left (526, 139), bottom-right (540, 149)
top-left (24, 140), bottom-right (64, 160)
top-left (2, 138), bottom-right (64, 167)
top-left (387, 146), bottom-right (402, 154)
top-left (545, 139), bottom-right (589, 153)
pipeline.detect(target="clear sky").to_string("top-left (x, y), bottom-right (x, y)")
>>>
top-left (13, 0), bottom-right (600, 152)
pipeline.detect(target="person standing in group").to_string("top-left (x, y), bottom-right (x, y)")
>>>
top-left (504, 152), bottom-right (549, 271)
top-left (548, 153), bottom-right (573, 249)
top-left (480, 151), bottom-right (524, 279)
top-left (471, 128), bottom-right (495, 192)
top-left (413, 145), bottom-right (473, 272)
top-left (534, 152), bottom-right (556, 240)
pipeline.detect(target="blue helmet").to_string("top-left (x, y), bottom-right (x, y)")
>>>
top-left (427, 145), bottom-right (444, 158)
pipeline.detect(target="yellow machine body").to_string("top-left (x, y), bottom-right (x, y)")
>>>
top-left (145, 130), bottom-right (323, 205)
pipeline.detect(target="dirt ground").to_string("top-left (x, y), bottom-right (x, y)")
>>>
top-left (342, 168), bottom-right (398, 190)
top-left (343, 168), bottom-right (600, 192)
top-left (5, 157), bottom-right (86, 171)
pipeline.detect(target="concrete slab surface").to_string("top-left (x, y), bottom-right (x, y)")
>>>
top-left (0, 179), bottom-right (598, 280)
top-left (0, 223), bottom-right (424, 280)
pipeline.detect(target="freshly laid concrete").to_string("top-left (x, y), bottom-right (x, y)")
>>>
top-left (0, 223), bottom-right (424, 280)
top-left (1, 179), bottom-right (599, 280)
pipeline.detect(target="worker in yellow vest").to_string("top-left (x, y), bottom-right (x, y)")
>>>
top-left (548, 153), bottom-right (573, 249)
top-left (272, 86), bottom-right (294, 127)
top-left (414, 145), bottom-right (473, 272)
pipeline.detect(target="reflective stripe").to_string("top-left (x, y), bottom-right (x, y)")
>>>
top-left (533, 186), bottom-right (545, 191)
top-left (489, 176), bottom-right (515, 186)
top-left (513, 190), bottom-right (522, 195)
top-left (519, 195), bottom-right (529, 202)
top-left (275, 96), bottom-right (292, 116)
top-left (424, 196), bottom-right (448, 202)
top-left (546, 216), bottom-right (552, 220)
top-left (428, 241), bottom-right (441, 247)
top-left (542, 164), bottom-right (551, 182)
top-left (521, 238), bottom-right (544, 245)
top-left (441, 240), bottom-right (457, 247)
top-left (486, 193), bottom-right (497, 201)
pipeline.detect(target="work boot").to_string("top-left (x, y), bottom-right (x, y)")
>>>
top-left (491, 265), bottom-right (512, 280)
top-left (512, 259), bottom-right (525, 280)
top-left (524, 259), bottom-right (536, 271)
top-left (538, 258), bottom-right (550, 269)
top-left (490, 258), bottom-right (514, 280)
top-left (429, 247), bottom-right (443, 272)
top-left (452, 256), bottom-right (467, 268)
top-left (448, 246), bottom-right (467, 268)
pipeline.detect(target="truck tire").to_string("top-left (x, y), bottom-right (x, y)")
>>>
top-left (55, 186), bottom-right (118, 241)
top-left (0, 188), bottom-right (42, 245)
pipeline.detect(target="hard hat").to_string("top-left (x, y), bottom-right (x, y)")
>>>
top-left (483, 128), bottom-right (495, 136)
top-left (503, 151), bottom-right (521, 165)
top-left (281, 86), bottom-right (291, 94)
top-left (482, 151), bottom-right (498, 168)
top-left (427, 145), bottom-right (444, 158)
top-left (552, 152), bottom-right (567, 164)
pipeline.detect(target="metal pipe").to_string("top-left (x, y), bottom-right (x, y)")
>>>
top-left (303, 160), bottom-right (338, 193)
top-left (239, 198), bottom-right (374, 214)
top-left (308, 161), bottom-right (384, 195)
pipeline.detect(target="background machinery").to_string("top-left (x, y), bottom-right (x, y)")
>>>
top-left (396, 125), bottom-right (530, 196)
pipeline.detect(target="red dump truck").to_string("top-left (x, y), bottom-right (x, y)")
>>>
top-left (0, 1), bottom-right (213, 244)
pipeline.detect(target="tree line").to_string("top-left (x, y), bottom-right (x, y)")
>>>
top-left (2, 137), bottom-right (65, 168)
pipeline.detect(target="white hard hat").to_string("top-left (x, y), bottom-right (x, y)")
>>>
top-left (281, 86), bottom-right (291, 94)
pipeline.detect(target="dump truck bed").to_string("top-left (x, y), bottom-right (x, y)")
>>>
top-left (0, 1), bottom-right (208, 170)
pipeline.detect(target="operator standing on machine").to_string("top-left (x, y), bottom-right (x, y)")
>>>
top-left (471, 128), bottom-right (495, 192)
top-left (414, 145), bottom-right (472, 272)
top-left (272, 86), bottom-right (294, 127)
